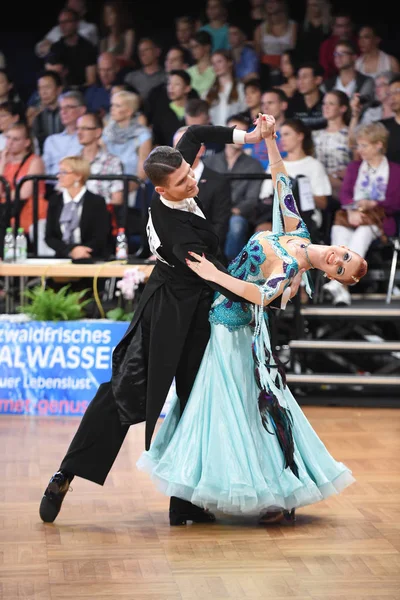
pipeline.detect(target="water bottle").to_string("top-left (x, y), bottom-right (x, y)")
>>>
top-left (3, 227), bottom-right (15, 262)
top-left (115, 228), bottom-right (128, 260)
top-left (16, 227), bottom-right (27, 263)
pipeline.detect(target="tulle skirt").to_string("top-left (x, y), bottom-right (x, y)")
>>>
top-left (137, 323), bottom-right (355, 515)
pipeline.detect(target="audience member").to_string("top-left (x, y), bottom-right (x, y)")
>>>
top-left (205, 50), bottom-right (247, 125)
top-left (276, 49), bottom-right (297, 98)
top-left (45, 155), bottom-right (110, 260)
top-left (286, 62), bottom-right (326, 130)
top-left (184, 98), bottom-right (224, 157)
top-left (152, 70), bottom-right (192, 146)
top-left (42, 90), bottom-right (86, 176)
top-left (199, 0), bottom-right (230, 52)
top-left (99, 1), bottom-right (135, 69)
top-left (355, 25), bottom-right (400, 80)
top-left (31, 72), bottom-right (64, 153)
top-left (187, 31), bottom-right (216, 97)
top-left (318, 12), bottom-right (357, 79)
top-left (325, 122), bottom-right (400, 304)
top-left (0, 102), bottom-right (22, 151)
top-left (48, 8), bottom-right (97, 87)
top-left (380, 74), bottom-right (400, 164)
top-left (124, 38), bottom-right (166, 102)
top-left (84, 52), bottom-right (124, 116)
top-left (228, 22), bottom-right (259, 82)
top-left (35, 0), bottom-right (98, 58)
top-left (0, 123), bottom-right (47, 239)
top-left (174, 16), bottom-right (197, 54)
top-left (295, 0), bottom-right (332, 63)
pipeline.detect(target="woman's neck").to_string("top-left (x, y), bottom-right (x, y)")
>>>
top-left (219, 74), bottom-right (232, 88)
top-left (286, 148), bottom-right (305, 161)
top-left (65, 184), bottom-right (84, 199)
top-left (197, 56), bottom-right (211, 71)
top-left (363, 48), bottom-right (380, 60)
top-left (115, 117), bottom-right (131, 128)
top-left (9, 151), bottom-right (27, 163)
top-left (326, 116), bottom-right (345, 132)
top-left (367, 154), bottom-right (385, 169)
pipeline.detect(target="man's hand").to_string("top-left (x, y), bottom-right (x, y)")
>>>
top-left (70, 246), bottom-right (93, 260)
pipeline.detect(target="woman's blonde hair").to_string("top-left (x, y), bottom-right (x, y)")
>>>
top-left (113, 90), bottom-right (140, 115)
top-left (60, 156), bottom-right (91, 184)
top-left (355, 122), bottom-right (389, 153)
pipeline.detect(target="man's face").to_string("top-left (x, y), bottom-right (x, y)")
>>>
top-left (138, 41), bottom-right (158, 67)
top-left (333, 45), bottom-right (355, 71)
top-left (261, 92), bottom-right (284, 119)
top-left (167, 74), bottom-right (190, 102)
top-left (38, 76), bottom-right (60, 106)
top-left (59, 97), bottom-right (84, 127)
top-left (296, 67), bottom-right (319, 95)
top-left (389, 82), bottom-right (400, 113)
top-left (97, 56), bottom-right (117, 87)
top-left (77, 114), bottom-right (101, 145)
top-left (156, 159), bottom-right (199, 201)
top-left (58, 10), bottom-right (78, 37)
top-left (165, 49), bottom-right (185, 72)
top-left (333, 17), bottom-right (352, 40)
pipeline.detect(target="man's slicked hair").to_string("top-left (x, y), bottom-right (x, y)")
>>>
top-left (143, 146), bottom-right (183, 186)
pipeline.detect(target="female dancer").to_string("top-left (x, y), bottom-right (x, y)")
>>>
top-left (137, 115), bottom-right (367, 525)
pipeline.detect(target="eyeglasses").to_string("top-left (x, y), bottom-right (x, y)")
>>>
top-left (60, 105), bottom-right (80, 111)
top-left (76, 126), bottom-right (98, 131)
top-left (57, 170), bottom-right (74, 175)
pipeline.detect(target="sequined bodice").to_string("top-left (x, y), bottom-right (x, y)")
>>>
top-left (209, 173), bottom-right (311, 331)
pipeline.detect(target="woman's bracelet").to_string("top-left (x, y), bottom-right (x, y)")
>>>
top-left (269, 158), bottom-right (283, 167)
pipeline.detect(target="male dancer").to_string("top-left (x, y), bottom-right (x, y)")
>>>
top-left (39, 121), bottom-right (263, 526)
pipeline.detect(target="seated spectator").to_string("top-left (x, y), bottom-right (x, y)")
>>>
top-left (152, 70), bottom-right (193, 146)
top-left (99, 1), bottom-right (136, 69)
top-left (312, 90), bottom-right (352, 201)
top-left (0, 69), bottom-right (24, 116)
top-left (42, 90), bottom-right (86, 176)
top-left (320, 40), bottom-right (375, 109)
top-left (243, 87), bottom-right (288, 169)
top-left (144, 45), bottom-right (195, 126)
top-left (175, 16), bottom-right (197, 55)
top-left (239, 78), bottom-right (262, 122)
top-left (124, 37), bottom-right (166, 102)
top-left (286, 62), bottom-right (326, 130)
top-left (259, 118), bottom-right (332, 240)
top-left (0, 123), bottom-right (47, 242)
top-left (184, 98), bottom-right (224, 158)
top-left (199, 0), bottom-right (230, 52)
top-left (208, 113), bottom-right (265, 260)
top-left (356, 71), bottom-right (394, 125)
top-left (228, 21), bottom-right (260, 83)
top-left (187, 31), bottom-right (216, 98)
top-left (355, 25), bottom-right (400, 80)
top-left (205, 50), bottom-right (247, 126)
top-left (379, 74), bottom-right (400, 164)
top-left (253, 0), bottom-right (297, 84)
top-left (276, 49), bottom-right (297, 98)
top-left (45, 155), bottom-right (110, 260)
top-left (0, 52), bottom-right (5, 69)
top-left (77, 112), bottom-right (123, 235)
top-left (48, 8), bottom-right (97, 88)
top-left (173, 125), bottom-right (231, 249)
top-left (103, 91), bottom-right (152, 205)
top-left (31, 71), bottom-right (64, 153)
top-left (35, 0), bottom-right (98, 58)
top-left (318, 11), bottom-right (357, 79)
top-left (0, 102), bottom-right (21, 151)
top-left (325, 122), bottom-right (400, 305)
top-left (84, 52), bottom-right (124, 117)
top-left (295, 0), bottom-right (332, 63)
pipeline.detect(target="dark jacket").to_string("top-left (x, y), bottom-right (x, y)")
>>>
top-left (111, 124), bottom-right (243, 449)
top-left (197, 163), bottom-right (231, 248)
top-left (45, 189), bottom-right (111, 258)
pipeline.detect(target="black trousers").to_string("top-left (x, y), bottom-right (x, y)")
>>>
top-left (59, 292), bottom-right (212, 485)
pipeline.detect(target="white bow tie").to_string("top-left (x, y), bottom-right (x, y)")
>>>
top-left (185, 198), bottom-right (198, 213)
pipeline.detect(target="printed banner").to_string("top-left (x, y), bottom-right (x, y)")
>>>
top-left (0, 320), bottom-right (130, 416)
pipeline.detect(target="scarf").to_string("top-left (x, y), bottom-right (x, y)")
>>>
top-left (59, 187), bottom-right (86, 244)
top-left (353, 156), bottom-right (389, 202)
top-left (103, 118), bottom-right (148, 145)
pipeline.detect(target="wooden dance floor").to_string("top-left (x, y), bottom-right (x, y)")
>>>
top-left (1, 406), bottom-right (399, 599)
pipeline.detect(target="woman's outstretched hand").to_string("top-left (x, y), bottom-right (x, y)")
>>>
top-left (185, 251), bottom-right (218, 281)
top-left (261, 114), bottom-right (277, 140)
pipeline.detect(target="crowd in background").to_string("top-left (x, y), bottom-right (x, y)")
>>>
top-left (1, 0), bottom-right (400, 306)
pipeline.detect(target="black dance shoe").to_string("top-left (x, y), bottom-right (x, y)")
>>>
top-left (39, 471), bottom-right (73, 523)
top-left (169, 496), bottom-right (216, 526)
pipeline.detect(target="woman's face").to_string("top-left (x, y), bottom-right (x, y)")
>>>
top-left (57, 161), bottom-right (80, 189)
top-left (265, 0), bottom-right (284, 16)
top-left (319, 245), bottom-right (364, 281)
top-left (322, 93), bottom-right (342, 120)
top-left (280, 124), bottom-right (302, 153)
top-left (211, 53), bottom-right (231, 77)
top-left (110, 96), bottom-right (132, 122)
top-left (356, 136), bottom-right (383, 162)
top-left (103, 4), bottom-right (117, 28)
top-left (358, 27), bottom-right (377, 54)
top-left (280, 53), bottom-right (294, 78)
